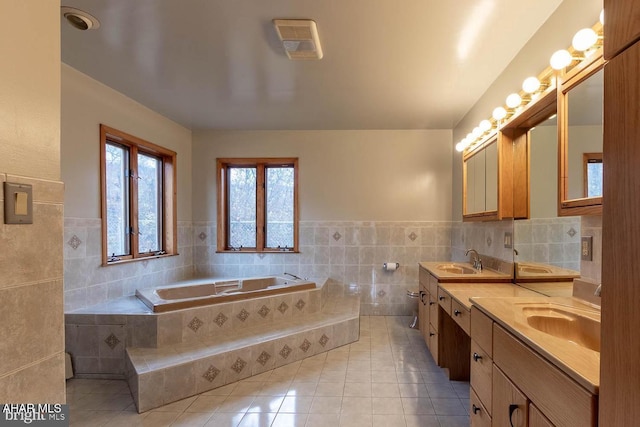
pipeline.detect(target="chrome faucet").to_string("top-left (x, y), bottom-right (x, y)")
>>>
top-left (284, 272), bottom-right (303, 281)
top-left (465, 249), bottom-right (483, 271)
top-left (594, 284), bottom-right (602, 297)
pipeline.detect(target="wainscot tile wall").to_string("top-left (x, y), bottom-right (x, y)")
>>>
top-left (513, 217), bottom-right (582, 271)
top-left (194, 221), bottom-right (453, 316)
top-left (580, 215), bottom-right (602, 283)
top-left (64, 219), bottom-right (194, 311)
top-left (451, 220), bottom-right (515, 263)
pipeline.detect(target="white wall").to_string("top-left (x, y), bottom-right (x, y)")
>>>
top-left (530, 124), bottom-right (558, 218)
top-left (192, 130), bottom-right (452, 222)
top-left (62, 64), bottom-right (193, 221)
top-left (567, 125), bottom-right (603, 200)
top-left (0, 1), bottom-right (64, 403)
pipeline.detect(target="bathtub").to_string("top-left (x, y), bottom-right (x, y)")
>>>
top-left (136, 276), bottom-right (316, 313)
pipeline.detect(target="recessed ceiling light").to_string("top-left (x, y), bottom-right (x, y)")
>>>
top-left (61, 6), bottom-right (100, 31)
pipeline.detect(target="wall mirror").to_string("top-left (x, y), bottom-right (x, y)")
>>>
top-left (558, 54), bottom-right (604, 215)
top-left (463, 137), bottom-right (501, 221)
top-left (500, 88), bottom-right (580, 280)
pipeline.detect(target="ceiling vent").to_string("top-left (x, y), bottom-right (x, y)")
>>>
top-left (273, 19), bottom-right (323, 60)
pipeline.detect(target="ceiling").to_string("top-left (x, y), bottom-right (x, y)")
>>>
top-left (61, 0), bottom-right (563, 130)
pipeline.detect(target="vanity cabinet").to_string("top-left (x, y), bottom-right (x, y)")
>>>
top-left (470, 307), bottom-right (598, 427)
top-left (418, 266), bottom-right (439, 364)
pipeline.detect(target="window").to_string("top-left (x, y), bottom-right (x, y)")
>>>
top-left (100, 125), bottom-right (177, 264)
top-left (217, 158), bottom-right (298, 252)
top-left (583, 152), bottom-right (603, 198)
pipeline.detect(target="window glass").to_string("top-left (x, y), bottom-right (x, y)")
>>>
top-left (266, 166), bottom-right (294, 248)
top-left (105, 142), bottom-right (129, 256)
top-left (228, 167), bottom-right (257, 248)
top-left (137, 152), bottom-right (162, 253)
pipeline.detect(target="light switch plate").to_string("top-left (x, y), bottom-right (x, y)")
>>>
top-left (504, 232), bottom-right (513, 249)
top-left (581, 236), bottom-right (593, 261)
top-left (3, 182), bottom-right (33, 224)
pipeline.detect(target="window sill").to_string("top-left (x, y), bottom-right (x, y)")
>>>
top-left (216, 250), bottom-right (299, 254)
top-left (102, 252), bottom-right (179, 267)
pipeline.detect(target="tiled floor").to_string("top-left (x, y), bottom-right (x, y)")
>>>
top-left (67, 316), bottom-right (470, 427)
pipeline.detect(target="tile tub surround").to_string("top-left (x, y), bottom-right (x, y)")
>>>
top-left (126, 290), bottom-right (360, 412)
top-left (194, 221), bottom-right (453, 316)
top-left (64, 218), bottom-right (194, 311)
top-left (65, 278), bottom-right (331, 378)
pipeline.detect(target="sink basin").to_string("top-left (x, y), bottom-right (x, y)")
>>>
top-left (436, 263), bottom-right (477, 274)
top-left (519, 266), bottom-right (553, 274)
top-left (522, 307), bottom-right (600, 352)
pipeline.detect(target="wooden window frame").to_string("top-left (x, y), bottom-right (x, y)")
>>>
top-left (582, 152), bottom-right (603, 198)
top-left (217, 158), bottom-right (299, 253)
top-left (100, 124), bottom-right (178, 265)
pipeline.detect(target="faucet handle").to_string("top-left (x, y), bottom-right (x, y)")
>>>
top-left (594, 284), bottom-right (602, 297)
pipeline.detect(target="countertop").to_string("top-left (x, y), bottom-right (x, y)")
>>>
top-left (471, 296), bottom-right (600, 394)
top-left (515, 261), bottom-right (581, 282)
top-left (438, 282), bottom-right (541, 310)
top-left (419, 261), bottom-right (513, 282)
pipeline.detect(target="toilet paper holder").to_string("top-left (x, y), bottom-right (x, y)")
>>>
top-left (383, 262), bottom-right (400, 271)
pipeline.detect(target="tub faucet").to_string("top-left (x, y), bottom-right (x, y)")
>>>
top-left (594, 284), bottom-right (602, 297)
top-left (284, 272), bottom-right (303, 281)
top-left (465, 249), bottom-right (483, 271)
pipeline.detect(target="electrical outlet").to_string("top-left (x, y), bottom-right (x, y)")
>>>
top-left (504, 232), bottom-right (513, 249)
top-left (581, 236), bottom-right (593, 261)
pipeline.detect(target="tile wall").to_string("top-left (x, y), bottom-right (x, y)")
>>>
top-left (194, 221), bottom-right (453, 316)
top-left (451, 220), bottom-right (515, 263)
top-left (580, 215), bottom-right (602, 283)
top-left (64, 219), bottom-right (194, 311)
top-left (513, 217), bottom-right (582, 271)
top-left (0, 174), bottom-right (66, 403)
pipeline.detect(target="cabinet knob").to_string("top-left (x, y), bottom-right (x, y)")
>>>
top-left (439, 296), bottom-right (445, 301)
top-left (454, 309), bottom-right (461, 316)
top-left (429, 301), bottom-right (435, 306)
top-left (473, 352), bottom-right (482, 362)
top-left (472, 404), bottom-right (481, 415)
top-left (429, 332), bottom-right (435, 337)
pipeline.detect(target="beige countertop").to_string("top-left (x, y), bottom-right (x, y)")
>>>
top-left (420, 261), bottom-right (513, 282)
top-left (438, 282), bottom-right (541, 310)
top-left (471, 296), bottom-right (600, 394)
top-left (515, 261), bottom-right (581, 282)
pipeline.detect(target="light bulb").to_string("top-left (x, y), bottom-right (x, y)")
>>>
top-left (599, 9), bottom-right (604, 25)
top-left (479, 119), bottom-right (492, 132)
top-left (506, 93), bottom-right (522, 109)
top-left (522, 77), bottom-right (541, 94)
top-left (455, 141), bottom-right (465, 152)
top-left (550, 49), bottom-right (573, 70)
top-left (492, 107), bottom-right (507, 121)
top-left (572, 28), bottom-right (598, 51)
top-left (472, 127), bottom-right (482, 138)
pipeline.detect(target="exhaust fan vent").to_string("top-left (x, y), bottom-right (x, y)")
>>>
top-left (273, 19), bottom-right (323, 60)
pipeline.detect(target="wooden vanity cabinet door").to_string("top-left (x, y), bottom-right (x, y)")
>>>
top-left (604, 0), bottom-right (640, 59)
top-left (470, 306), bottom-right (493, 357)
top-left (451, 299), bottom-right (470, 335)
top-left (470, 388), bottom-right (491, 427)
top-left (437, 287), bottom-right (452, 315)
top-left (492, 365), bottom-right (528, 427)
top-left (470, 340), bottom-right (492, 415)
top-left (428, 292), bottom-right (439, 329)
top-left (529, 403), bottom-right (555, 427)
top-left (428, 323), bottom-right (438, 364)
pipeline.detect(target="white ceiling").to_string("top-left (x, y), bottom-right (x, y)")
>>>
top-left (61, 0), bottom-right (563, 130)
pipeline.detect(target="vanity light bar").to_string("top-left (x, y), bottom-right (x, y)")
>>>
top-left (455, 15), bottom-right (603, 154)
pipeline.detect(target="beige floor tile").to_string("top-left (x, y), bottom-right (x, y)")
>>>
top-left (217, 395), bottom-right (256, 413)
top-left (371, 382), bottom-right (400, 398)
top-left (186, 395), bottom-right (227, 413)
top-left (405, 414), bottom-right (440, 427)
top-left (398, 383), bottom-right (429, 398)
top-left (279, 396), bottom-right (314, 413)
top-left (69, 410), bottom-right (120, 427)
top-left (319, 369), bottom-right (346, 382)
top-left (203, 383), bottom-right (237, 396)
top-left (343, 382), bottom-right (372, 397)
top-left (401, 397), bottom-right (434, 415)
top-left (305, 413), bottom-right (340, 427)
top-left (102, 410), bottom-right (147, 427)
top-left (372, 397), bottom-right (404, 414)
top-left (345, 370), bottom-right (371, 383)
top-left (287, 382), bottom-right (317, 396)
top-left (372, 414), bottom-right (406, 427)
top-left (231, 381), bottom-right (265, 396)
top-left (256, 381), bottom-right (290, 396)
top-left (171, 411), bottom-right (215, 427)
top-left (151, 396), bottom-right (197, 412)
top-left (437, 415), bottom-right (470, 427)
top-left (314, 381), bottom-right (345, 396)
top-left (371, 370), bottom-right (398, 383)
top-left (203, 411), bottom-right (245, 427)
top-left (430, 398), bottom-right (467, 416)
top-left (340, 412), bottom-right (373, 427)
top-left (247, 396), bottom-right (284, 413)
top-left (272, 412), bottom-right (308, 427)
top-left (309, 396), bottom-right (342, 414)
top-left (140, 411), bottom-right (180, 426)
top-left (237, 412), bottom-right (276, 427)
top-left (341, 397), bottom-right (372, 414)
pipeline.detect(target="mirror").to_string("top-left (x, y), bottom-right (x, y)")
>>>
top-left (514, 113), bottom-right (581, 276)
top-left (559, 61), bottom-right (604, 215)
top-left (463, 138), bottom-right (499, 220)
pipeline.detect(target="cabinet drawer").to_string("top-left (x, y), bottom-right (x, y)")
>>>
top-left (492, 365), bottom-right (528, 427)
top-left (451, 299), bottom-right (470, 335)
top-left (428, 273), bottom-right (438, 296)
top-left (428, 294), bottom-right (439, 329)
top-left (529, 403), bottom-right (555, 427)
top-left (470, 340), bottom-right (492, 415)
top-left (437, 287), bottom-right (452, 315)
top-left (419, 266), bottom-right (429, 287)
top-left (493, 324), bottom-right (597, 427)
top-left (470, 306), bottom-right (493, 357)
top-left (470, 388), bottom-right (492, 427)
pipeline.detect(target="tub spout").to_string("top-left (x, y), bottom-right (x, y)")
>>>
top-left (284, 272), bottom-right (304, 281)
